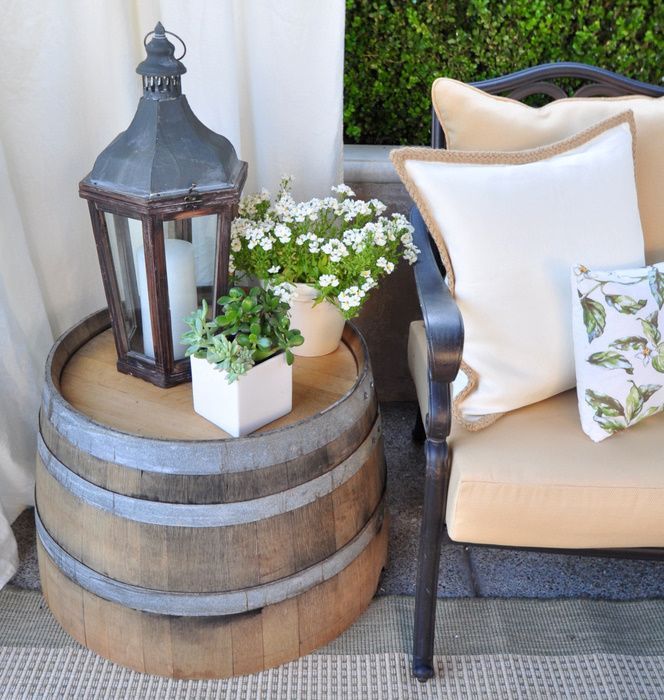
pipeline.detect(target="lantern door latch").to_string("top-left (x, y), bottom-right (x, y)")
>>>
top-left (184, 185), bottom-right (203, 207)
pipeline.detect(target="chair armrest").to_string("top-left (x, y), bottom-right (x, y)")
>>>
top-left (410, 206), bottom-right (464, 439)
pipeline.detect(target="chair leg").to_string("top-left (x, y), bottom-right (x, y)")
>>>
top-left (412, 439), bottom-right (448, 681)
top-left (412, 408), bottom-right (426, 443)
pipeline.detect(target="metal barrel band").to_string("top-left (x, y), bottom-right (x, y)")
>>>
top-left (35, 496), bottom-right (386, 617)
top-left (37, 418), bottom-right (381, 527)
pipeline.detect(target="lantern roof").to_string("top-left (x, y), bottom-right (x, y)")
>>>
top-left (136, 22), bottom-right (187, 78)
top-left (80, 23), bottom-right (246, 202)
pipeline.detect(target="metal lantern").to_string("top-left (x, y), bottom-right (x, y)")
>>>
top-left (79, 23), bottom-right (247, 388)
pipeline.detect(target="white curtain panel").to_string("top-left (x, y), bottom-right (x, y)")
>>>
top-left (0, 142), bottom-right (50, 588)
top-left (0, 0), bottom-right (345, 588)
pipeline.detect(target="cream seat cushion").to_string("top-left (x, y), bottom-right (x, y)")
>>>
top-left (432, 78), bottom-right (664, 263)
top-left (408, 320), bottom-right (664, 548)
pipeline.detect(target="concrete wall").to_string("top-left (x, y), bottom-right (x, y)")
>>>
top-left (344, 146), bottom-right (419, 402)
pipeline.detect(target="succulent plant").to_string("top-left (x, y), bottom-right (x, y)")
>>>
top-left (182, 287), bottom-right (304, 383)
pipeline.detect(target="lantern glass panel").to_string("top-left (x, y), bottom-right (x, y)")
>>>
top-left (163, 214), bottom-right (219, 308)
top-left (103, 212), bottom-right (145, 355)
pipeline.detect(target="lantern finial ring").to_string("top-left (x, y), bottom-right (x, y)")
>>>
top-left (143, 27), bottom-right (187, 61)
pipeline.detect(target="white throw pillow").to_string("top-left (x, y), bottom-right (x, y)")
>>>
top-left (391, 113), bottom-right (645, 430)
top-left (571, 262), bottom-right (664, 442)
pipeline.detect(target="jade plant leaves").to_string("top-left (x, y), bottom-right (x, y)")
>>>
top-left (587, 351), bottom-right (634, 375)
top-left (181, 286), bottom-right (304, 381)
top-left (605, 294), bottom-right (647, 315)
top-left (580, 296), bottom-right (606, 342)
top-left (648, 266), bottom-right (664, 309)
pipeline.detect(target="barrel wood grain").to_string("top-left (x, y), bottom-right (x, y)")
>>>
top-left (59, 329), bottom-right (357, 440)
top-left (39, 407), bottom-right (377, 504)
top-left (37, 310), bottom-right (387, 678)
top-left (36, 499), bottom-right (385, 616)
top-left (36, 424), bottom-right (384, 591)
top-left (37, 516), bottom-right (388, 680)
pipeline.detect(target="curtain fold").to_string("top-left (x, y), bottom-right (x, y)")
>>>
top-left (0, 139), bottom-right (52, 586)
top-left (0, 0), bottom-right (344, 588)
top-left (0, 515), bottom-right (18, 590)
top-left (139, 0), bottom-right (345, 199)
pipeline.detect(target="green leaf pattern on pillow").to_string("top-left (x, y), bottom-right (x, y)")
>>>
top-left (586, 350), bottom-right (634, 374)
top-left (585, 382), bottom-right (662, 434)
top-left (573, 263), bottom-right (664, 439)
top-left (648, 266), bottom-right (664, 308)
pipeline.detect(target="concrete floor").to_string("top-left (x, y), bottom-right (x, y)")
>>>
top-left (10, 402), bottom-right (664, 598)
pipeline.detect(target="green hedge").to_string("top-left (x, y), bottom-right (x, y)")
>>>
top-left (344, 0), bottom-right (664, 144)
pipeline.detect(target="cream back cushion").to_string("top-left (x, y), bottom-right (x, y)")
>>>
top-left (432, 78), bottom-right (664, 263)
top-left (391, 114), bottom-right (645, 430)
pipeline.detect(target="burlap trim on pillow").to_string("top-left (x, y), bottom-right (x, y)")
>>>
top-left (390, 111), bottom-right (638, 431)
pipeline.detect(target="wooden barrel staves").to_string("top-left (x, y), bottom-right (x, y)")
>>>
top-left (36, 309), bottom-right (387, 679)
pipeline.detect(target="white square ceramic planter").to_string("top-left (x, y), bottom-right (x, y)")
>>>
top-left (190, 353), bottom-right (292, 437)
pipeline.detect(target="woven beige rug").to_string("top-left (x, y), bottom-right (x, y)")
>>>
top-left (1, 589), bottom-right (663, 699)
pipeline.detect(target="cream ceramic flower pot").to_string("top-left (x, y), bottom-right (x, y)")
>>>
top-left (288, 283), bottom-right (345, 357)
top-left (190, 353), bottom-right (292, 437)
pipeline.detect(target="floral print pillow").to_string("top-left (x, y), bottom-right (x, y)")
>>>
top-left (571, 262), bottom-right (664, 442)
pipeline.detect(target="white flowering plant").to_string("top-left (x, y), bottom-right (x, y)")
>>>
top-left (230, 178), bottom-right (419, 318)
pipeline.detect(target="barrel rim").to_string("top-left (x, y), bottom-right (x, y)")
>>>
top-left (42, 309), bottom-right (376, 474)
top-left (44, 308), bottom-right (369, 443)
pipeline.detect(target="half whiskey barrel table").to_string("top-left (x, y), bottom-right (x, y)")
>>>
top-left (36, 309), bottom-right (387, 679)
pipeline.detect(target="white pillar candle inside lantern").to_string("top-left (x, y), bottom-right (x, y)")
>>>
top-left (192, 215), bottom-right (217, 287)
top-left (136, 239), bottom-right (197, 360)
